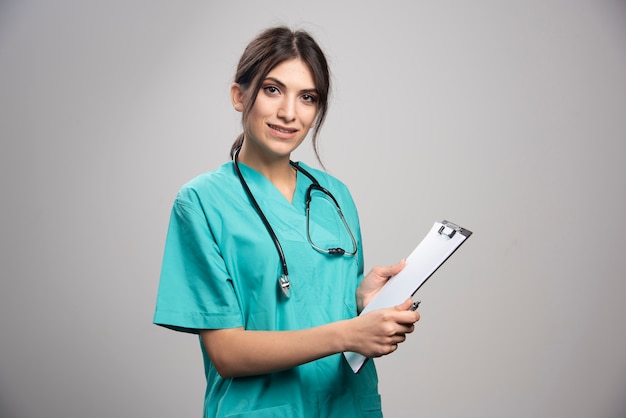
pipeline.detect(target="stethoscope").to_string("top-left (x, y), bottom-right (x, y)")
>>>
top-left (233, 149), bottom-right (357, 298)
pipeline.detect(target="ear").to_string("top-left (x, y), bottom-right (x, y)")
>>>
top-left (230, 83), bottom-right (244, 112)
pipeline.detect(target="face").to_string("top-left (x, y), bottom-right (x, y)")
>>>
top-left (233, 58), bottom-right (319, 163)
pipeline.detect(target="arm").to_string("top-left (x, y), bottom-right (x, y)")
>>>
top-left (201, 298), bottom-right (419, 378)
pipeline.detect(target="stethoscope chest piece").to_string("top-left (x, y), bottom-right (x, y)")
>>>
top-left (278, 275), bottom-right (291, 298)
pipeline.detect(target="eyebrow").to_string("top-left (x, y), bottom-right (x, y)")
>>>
top-left (263, 77), bottom-right (318, 95)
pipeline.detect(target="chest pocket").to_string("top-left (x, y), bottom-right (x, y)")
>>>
top-left (306, 188), bottom-right (351, 251)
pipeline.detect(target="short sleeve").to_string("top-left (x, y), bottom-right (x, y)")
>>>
top-left (153, 190), bottom-right (243, 334)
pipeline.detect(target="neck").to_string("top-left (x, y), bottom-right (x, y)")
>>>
top-left (238, 142), bottom-right (294, 179)
top-left (237, 144), bottom-right (297, 202)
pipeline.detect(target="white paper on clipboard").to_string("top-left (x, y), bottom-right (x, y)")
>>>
top-left (343, 220), bottom-right (472, 373)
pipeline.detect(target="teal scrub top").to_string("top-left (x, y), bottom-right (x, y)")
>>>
top-left (154, 161), bottom-right (382, 418)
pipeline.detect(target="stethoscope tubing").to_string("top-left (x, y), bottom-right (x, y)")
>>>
top-left (232, 149), bottom-right (357, 297)
top-left (233, 150), bottom-right (290, 279)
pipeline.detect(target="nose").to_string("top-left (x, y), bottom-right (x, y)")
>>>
top-left (277, 97), bottom-right (296, 122)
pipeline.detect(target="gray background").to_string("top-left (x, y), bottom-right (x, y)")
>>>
top-left (1, 1), bottom-right (625, 417)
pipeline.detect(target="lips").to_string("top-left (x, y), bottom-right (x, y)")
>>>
top-left (268, 123), bottom-right (297, 134)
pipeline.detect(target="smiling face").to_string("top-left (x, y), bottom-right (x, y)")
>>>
top-left (233, 58), bottom-right (319, 165)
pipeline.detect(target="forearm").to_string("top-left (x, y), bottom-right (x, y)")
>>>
top-left (200, 321), bottom-right (350, 378)
top-left (201, 302), bottom-right (419, 379)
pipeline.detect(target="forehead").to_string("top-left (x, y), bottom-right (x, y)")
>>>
top-left (266, 58), bottom-right (316, 89)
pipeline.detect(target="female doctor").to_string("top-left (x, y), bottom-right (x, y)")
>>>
top-left (154, 26), bottom-right (420, 418)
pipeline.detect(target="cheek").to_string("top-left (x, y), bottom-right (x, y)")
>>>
top-left (302, 108), bottom-right (318, 128)
top-left (249, 97), bottom-right (273, 119)
top-left (246, 106), bottom-right (269, 129)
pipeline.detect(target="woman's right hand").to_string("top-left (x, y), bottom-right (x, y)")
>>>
top-left (343, 298), bottom-right (420, 358)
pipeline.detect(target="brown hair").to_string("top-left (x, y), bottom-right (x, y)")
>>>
top-left (229, 26), bottom-right (331, 165)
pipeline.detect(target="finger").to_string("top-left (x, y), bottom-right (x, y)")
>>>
top-left (381, 343), bottom-right (398, 355)
top-left (399, 323), bottom-right (415, 334)
top-left (394, 310), bottom-right (420, 326)
top-left (393, 323), bottom-right (415, 336)
top-left (394, 298), bottom-right (413, 311)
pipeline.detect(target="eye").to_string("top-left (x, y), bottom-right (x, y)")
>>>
top-left (263, 85), bottom-right (280, 95)
top-left (301, 94), bottom-right (318, 104)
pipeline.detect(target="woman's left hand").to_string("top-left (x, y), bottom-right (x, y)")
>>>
top-left (356, 260), bottom-right (406, 313)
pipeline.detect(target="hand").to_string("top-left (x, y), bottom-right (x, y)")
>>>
top-left (356, 260), bottom-right (406, 312)
top-left (345, 298), bottom-right (420, 358)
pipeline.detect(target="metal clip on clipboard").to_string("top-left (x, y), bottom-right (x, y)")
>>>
top-left (343, 219), bottom-right (473, 373)
top-left (438, 220), bottom-right (472, 239)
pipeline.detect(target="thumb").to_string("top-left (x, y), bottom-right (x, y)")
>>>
top-left (390, 259), bottom-right (407, 275)
top-left (394, 298), bottom-right (413, 311)
top-left (376, 259), bottom-right (406, 278)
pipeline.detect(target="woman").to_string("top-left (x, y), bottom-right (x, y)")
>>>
top-left (154, 26), bottom-right (420, 417)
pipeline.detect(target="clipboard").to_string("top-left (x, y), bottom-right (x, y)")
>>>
top-left (344, 220), bottom-right (472, 373)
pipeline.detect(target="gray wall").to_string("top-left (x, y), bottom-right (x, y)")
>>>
top-left (1, 1), bottom-right (625, 417)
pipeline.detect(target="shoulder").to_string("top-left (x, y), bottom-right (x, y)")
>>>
top-left (296, 162), bottom-right (351, 194)
top-left (173, 161), bottom-right (240, 212)
top-left (295, 162), bottom-right (359, 213)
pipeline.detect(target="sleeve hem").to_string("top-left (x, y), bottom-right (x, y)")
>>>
top-left (153, 310), bottom-right (243, 334)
